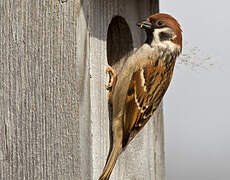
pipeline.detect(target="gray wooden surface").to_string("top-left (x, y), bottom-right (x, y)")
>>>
top-left (0, 0), bottom-right (164, 179)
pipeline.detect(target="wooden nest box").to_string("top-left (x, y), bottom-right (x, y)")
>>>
top-left (0, 0), bottom-right (164, 179)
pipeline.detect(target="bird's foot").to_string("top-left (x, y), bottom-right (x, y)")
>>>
top-left (106, 65), bottom-right (117, 91)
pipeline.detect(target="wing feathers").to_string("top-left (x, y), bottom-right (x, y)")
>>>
top-left (122, 55), bottom-right (176, 146)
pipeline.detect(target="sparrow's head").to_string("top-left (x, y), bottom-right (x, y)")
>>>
top-left (137, 13), bottom-right (182, 54)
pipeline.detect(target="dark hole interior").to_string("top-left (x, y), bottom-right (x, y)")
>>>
top-left (107, 16), bottom-right (133, 66)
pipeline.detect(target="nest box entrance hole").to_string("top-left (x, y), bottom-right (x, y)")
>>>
top-left (107, 16), bottom-right (133, 67)
top-left (106, 16), bottom-right (133, 155)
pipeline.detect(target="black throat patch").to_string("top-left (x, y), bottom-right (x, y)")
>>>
top-left (145, 31), bottom-right (153, 45)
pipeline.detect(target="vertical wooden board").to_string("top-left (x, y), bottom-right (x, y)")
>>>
top-left (77, 1), bottom-right (92, 179)
top-left (0, 0), bottom-right (88, 179)
top-left (86, 0), bottom-right (164, 179)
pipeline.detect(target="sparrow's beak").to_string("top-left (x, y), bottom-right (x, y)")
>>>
top-left (136, 20), bottom-right (153, 31)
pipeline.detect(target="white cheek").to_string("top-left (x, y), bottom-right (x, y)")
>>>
top-left (161, 41), bottom-right (179, 52)
top-left (153, 29), bottom-right (160, 42)
top-left (151, 28), bottom-right (180, 53)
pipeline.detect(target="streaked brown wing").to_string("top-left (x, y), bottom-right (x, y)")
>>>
top-left (123, 56), bottom-right (175, 146)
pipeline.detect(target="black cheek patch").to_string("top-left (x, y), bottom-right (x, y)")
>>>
top-left (159, 32), bottom-right (172, 41)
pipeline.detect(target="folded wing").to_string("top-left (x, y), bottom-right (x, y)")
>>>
top-left (122, 55), bottom-right (175, 147)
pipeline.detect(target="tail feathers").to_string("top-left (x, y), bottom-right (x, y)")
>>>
top-left (98, 145), bottom-right (122, 180)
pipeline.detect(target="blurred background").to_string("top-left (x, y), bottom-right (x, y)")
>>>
top-left (161, 0), bottom-right (230, 179)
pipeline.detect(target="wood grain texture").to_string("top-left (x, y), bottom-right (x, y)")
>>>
top-left (0, 0), bottom-right (164, 179)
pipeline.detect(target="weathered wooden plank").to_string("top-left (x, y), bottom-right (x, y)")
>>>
top-left (0, 1), bottom-right (82, 179)
top-left (0, 0), bottom-right (164, 179)
top-left (87, 0), bottom-right (164, 179)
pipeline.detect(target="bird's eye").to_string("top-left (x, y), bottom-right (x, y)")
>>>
top-left (156, 20), bottom-right (164, 27)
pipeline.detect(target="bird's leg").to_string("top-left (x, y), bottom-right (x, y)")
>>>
top-left (106, 65), bottom-right (117, 91)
